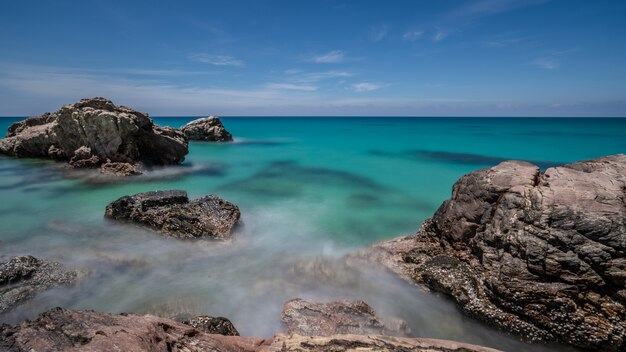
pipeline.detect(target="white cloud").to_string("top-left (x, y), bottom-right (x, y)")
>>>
top-left (402, 30), bottom-right (424, 41)
top-left (531, 57), bottom-right (559, 69)
top-left (432, 28), bottom-right (449, 42)
top-left (290, 70), bottom-right (353, 83)
top-left (370, 25), bottom-right (389, 42)
top-left (352, 82), bottom-right (388, 92)
top-left (311, 50), bottom-right (346, 63)
top-left (265, 83), bottom-right (318, 91)
top-left (188, 54), bottom-right (245, 67)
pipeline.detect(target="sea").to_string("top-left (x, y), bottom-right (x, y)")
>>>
top-left (1, 116), bottom-right (625, 351)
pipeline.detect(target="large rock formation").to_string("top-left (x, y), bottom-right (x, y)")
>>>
top-left (0, 98), bottom-right (188, 174)
top-left (180, 116), bottom-right (233, 142)
top-left (0, 256), bottom-right (80, 313)
top-left (0, 307), bottom-right (500, 352)
top-left (104, 190), bottom-right (241, 240)
top-left (358, 155), bottom-right (626, 351)
top-left (281, 298), bottom-right (409, 337)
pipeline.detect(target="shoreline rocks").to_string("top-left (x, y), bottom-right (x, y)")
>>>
top-left (181, 116), bottom-right (233, 142)
top-left (0, 307), bottom-right (500, 352)
top-left (183, 315), bottom-right (240, 336)
top-left (281, 298), bottom-right (409, 337)
top-left (104, 190), bottom-right (241, 240)
top-left (0, 256), bottom-right (80, 314)
top-left (357, 154), bottom-right (626, 351)
top-left (0, 97), bottom-right (188, 175)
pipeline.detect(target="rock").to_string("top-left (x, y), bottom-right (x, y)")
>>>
top-left (0, 256), bottom-right (79, 313)
top-left (99, 161), bottom-right (143, 176)
top-left (183, 315), bottom-right (240, 336)
top-left (181, 116), bottom-right (233, 142)
top-left (281, 298), bottom-right (409, 337)
top-left (104, 190), bottom-right (241, 239)
top-left (357, 155), bottom-right (626, 351)
top-left (0, 307), bottom-right (500, 352)
top-left (0, 97), bottom-right (188, 170)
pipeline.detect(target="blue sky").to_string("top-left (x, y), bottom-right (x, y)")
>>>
top-left (1, 0), bottom-right (625, 116)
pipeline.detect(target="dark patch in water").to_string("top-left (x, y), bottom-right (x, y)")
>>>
top-left (234, 139), bottom-right (291, 147)
top-left (512, 131), bottom-right (617, 138)
top-left (368, 149), bottom-right (564, 169)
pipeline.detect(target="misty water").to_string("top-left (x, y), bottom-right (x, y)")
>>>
top-left (2, 116), bottom-right (626, 351)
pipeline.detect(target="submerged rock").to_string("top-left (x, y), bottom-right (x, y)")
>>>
top-left (0, 307), bottom-right (499, 352)
top-left (104, 190), bottom-right (241, 240)
top-left (181, 116), bottom-right (233, 142)
top-left (281, 298), bottom-right (409, 337)
top-left (0, 97), bottom-right (188, 172)
top-left (0, 256), bottom-right (79, 313)
top-left (358, 154), bottom-right (626, 351)
top-left (183, 315), bottom-right (240, 336)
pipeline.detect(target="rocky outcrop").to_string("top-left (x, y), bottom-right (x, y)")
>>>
top-left (0, 98), bottom-right (188, 174)
top-left (0, 256), bottom-right (80, 313)
top-left (104, 190), bottom-right (241, 240)
top-left (358, 155), bottom-right (626, 351)
top-left (99, 161), bottom-right (143, 176)
top-left (183, 315), bottom-right (240, 336)
top-left (281, 298), bottom-right (409, 337)
top-left (0, 307), bottom-right (500, 352)
top-left (181, 116), bottom-right (233, 142)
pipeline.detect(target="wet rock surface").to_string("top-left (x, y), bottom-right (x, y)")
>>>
top-left (0, 307), bottom-right (500, 352)
top-left (281, 298), bottom-right (409, 337)
top-left (104, 190), bottom-right (241, 239)
top-left (183, 315), bottom-right (240, 336)
top-left (358, 154), bottom-right (626, 351)
top-left (0, 97), bottom-right (188, 171)
top-left (0, 256), bottom-right (79, 314)
top-left (181, 116), bottom-right (233, 142)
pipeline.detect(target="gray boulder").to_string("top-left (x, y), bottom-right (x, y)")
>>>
top-left (0, 98), bottom-right (188, 171)
top-left (0, 256), bottom-right (80, 313)
top-left (358, 154), bottom-right (626, 351)
top-left (281, 298), bottom-right (409, 337)
top-left (104, 190), bottom-right (241, 240)
top-left (181, 116), bottom-right (233, 142)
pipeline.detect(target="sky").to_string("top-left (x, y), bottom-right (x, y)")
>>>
top-left (0, 0), bottom-right (625, 116)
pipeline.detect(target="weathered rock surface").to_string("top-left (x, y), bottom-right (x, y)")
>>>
top-left (0, 256), bottom-right (79, 313)
top-left (0, 98), bottom-right (188, 171)
top-left (0, 307), bottom-right (500, 352)
top-left (99, 160), bottom-right (143, 176)
top-left (181, 116), bottom-right (233, 142)
top-left (357, 154), bottom-right (626, 351)
top-left (183, 315), bottom-right (240, 336)
top-left (281, 298), bottom-right (409, 337)
top-left (104, 190), bottom-right (241, 239)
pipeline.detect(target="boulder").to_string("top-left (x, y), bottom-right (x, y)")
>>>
top-left (0, 97), bottom-right (188, 170)
top-left (104, 190), bottom-right (241, 240)
top-left (0, 256), bottom-right (80, 313)
top-left (183, 315), bottom-right (240, 336)
top-left (181, 116), bottom-right (233, 142)
top-left (281, 298), bottom-right (409, 337)
top-left (99, 161), bottom-right (143, 176)
top-left (0, 307), bottom-right (500, 352)
top-left (358, 154), bottom-right (626, 351)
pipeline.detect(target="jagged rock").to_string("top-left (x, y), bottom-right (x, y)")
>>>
top-left (99, 161), bottom-right (143, 176)
top-left (0, 256), bottom-right (79, 313)
top-left (0, 97), bottom-right (188, 170)
top-left (357, 154), bottom-right (626, 351)
top-left (183, 315), bottom-right (240, 336)
top-left (0, 307), bottom-right (500, 352)
top-left (104, 190), bottom-right (241, 239)
top-left (181, 116), bottom-right (233, 142)
top-left (281, 298), bottom-right (409, 337)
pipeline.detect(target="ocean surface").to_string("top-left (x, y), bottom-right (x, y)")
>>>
top-left (1, 116), bottom-right (625, 351)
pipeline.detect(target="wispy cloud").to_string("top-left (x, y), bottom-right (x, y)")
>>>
top-left (310, 50), bottom-right (347, 63)
top-left (287, 70), bottom-right (353, 83)
top-left (530, 57), bottom-right (559, 69)
top-left (370, 25), bottom-right (389, 42)
top-left (432, 28), bottom-right (449, 42)
top-left (402, 30), bottom-right (424, 41)
top-left (188, 54), bottom-right (245, 67)
top-left (265, 83), bottom-right (318, 91)
top-left (352, 82), bottom-right (388, 92)
top-left (445, 0), bottom-right (549, 23)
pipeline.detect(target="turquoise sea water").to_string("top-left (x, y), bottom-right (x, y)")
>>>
top-left (1, 116), bottom-right (625, 351)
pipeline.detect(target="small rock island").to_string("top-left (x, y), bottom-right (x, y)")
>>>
top-left (181, 116), bottom-right (233, 142)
